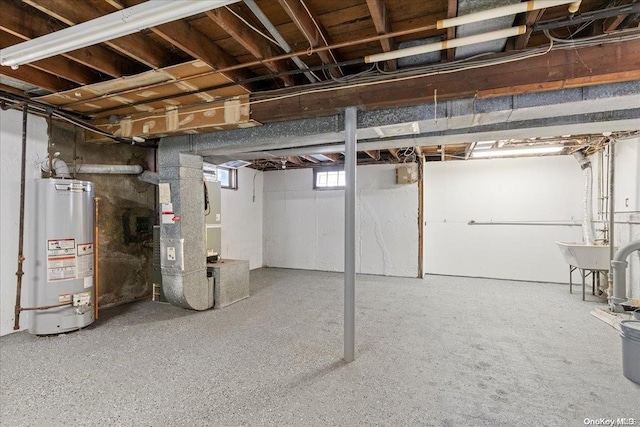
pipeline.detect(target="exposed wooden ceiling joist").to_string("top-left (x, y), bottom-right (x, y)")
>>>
top-left (277, 0), bottom-right (343, 77)
top-left (22, 0), bottom-right (169, 69)
top-left (388, 148), bottom-right (400, 161)
top-left (0, 64), bottom-right (74, 93)
top-left (205, 7), bottom-right (297, 87)
top-left (365, 0), bottom-right (396, 71)
top-left (445, 0), bottom-right (457, 62)
top-left (0, 32), bottom-right (100, 86)
top-left (0, 0), bottom-right (136, 77)
top-left (150, 20), bottom-right (256, 90)
top-left (364, 150), bottom-right (381, 160)
top-left (512, 9), bottom-right (544, 51)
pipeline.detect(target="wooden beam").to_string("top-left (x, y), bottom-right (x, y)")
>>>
top-left (364, 150), bottom-right (380, 160)
top-left (446, 0), bottom-right (457, 62)
top-left (205, 8), bottom-right (296, 87)
top-left (87, 94), bottom-right (255, 141)
top-left (0, 0), bottom-right (134, 77)
top-left (286, 156), bottom-right (304, 165)
top-left (22, 0), bottom-right (168, 68)
top-left (604, 15), bottom-right (627, 32)
top-left (252, 39), bottom-right (640, 123)
top-left (277, 0), bottom-right (343, 77)
top-left (513, 9), bottom-right (544, 51)
top-left (388, 148), bottom-right (400, 161)
top-left (0, 65), bottom-right (75, 93)
top-left (1, 32), bottom-right (100, 85)
top-left (440, 145), bottom-right (445, 162)
top-left (324, 153), bottom-right (341, 162)
top-left (0, 83), bottom-right (29, 96)
top-left (150, 20), bottom-right (256, 90)
top-left (365, 0), bottom-right (397, 71)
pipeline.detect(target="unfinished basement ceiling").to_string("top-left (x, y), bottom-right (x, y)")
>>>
top-left (1, 0), bottom-right (639, 167)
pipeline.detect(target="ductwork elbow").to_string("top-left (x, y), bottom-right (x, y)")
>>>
top-left (610, 239), bottom-right (640, 312)
top-left (41, 158), bottom-right (71, 178)
top-left (573, 150), bottom-right (591, 170)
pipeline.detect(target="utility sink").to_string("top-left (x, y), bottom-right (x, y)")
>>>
top-left (555, 242), bottom-right (614, 270)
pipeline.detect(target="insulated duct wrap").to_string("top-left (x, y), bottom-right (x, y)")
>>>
top-left (574, 151), bottom-right (595, 245)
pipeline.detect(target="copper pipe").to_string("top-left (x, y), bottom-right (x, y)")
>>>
top-left (13, 104), bottom-right (28, 330)
top-left (94, 197), bottom-right (101, 320)
top-left (21, 302), bottom-right (73, 311)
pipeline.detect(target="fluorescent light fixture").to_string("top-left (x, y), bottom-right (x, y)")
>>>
top-left (0, 0), bottom-right (240, 67)
top-left (365, 26), bottom-right (526, 64)
top-left (218, 160), bottom-right (251, 169)
top-left (471, 145), bottom-right (565, 159)
top-left (436, 1), bottom-right (580, 29)
top-left (310, 154), bottom-right (335, 162)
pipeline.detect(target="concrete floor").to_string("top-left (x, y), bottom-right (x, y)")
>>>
top-left (1, 268), bottom-right (638, 426)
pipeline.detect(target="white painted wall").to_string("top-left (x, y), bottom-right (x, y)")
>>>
top-left (590, 137), bottom-right (640, 300)
top-left (424, 155), bottom-right (584, 283)
top-left (1, 109), bottom-right (49, 336)
top-left (263, 164), bottom-right (418, 277)
top-left (221, 167), bottom-right (263, 269)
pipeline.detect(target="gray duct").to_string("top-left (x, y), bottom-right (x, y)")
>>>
top-left (75, 164), bottom-right (143, 174)
top-left (138, 171), bottom-right (159, 185)
top-left (41, 160), bottom-right (143, 177)
top-left (573, 151), bottom-right (595, 245)
top-left (610, 240), bottom-right (640, 312)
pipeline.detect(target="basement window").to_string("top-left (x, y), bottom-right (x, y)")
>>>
top-left (314, 168), bottom-right (345, 190)
top-left (217, 167), bottom-right (237, 190)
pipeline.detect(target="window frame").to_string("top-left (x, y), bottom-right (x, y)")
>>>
top-left (216, 166), bottom-right (238, 190)
top-left (313, 167), bottom-right (345, 190)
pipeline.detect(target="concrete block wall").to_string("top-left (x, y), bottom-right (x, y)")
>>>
top-left (263, 164), bottom-right (419, 278)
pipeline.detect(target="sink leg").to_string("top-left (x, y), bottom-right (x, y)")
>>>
top-left (569, 266), bottom-right (573, 294)
top-left (582, 269), bottom-right (586, 301)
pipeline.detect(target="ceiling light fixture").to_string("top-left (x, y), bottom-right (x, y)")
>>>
top-left (0, 0), bottom-right (240, 68)
top-left (470, 145), bottom-right (565, 159)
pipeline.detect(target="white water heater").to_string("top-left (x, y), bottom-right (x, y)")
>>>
top-left (29, 179), bottom-right (95, 335)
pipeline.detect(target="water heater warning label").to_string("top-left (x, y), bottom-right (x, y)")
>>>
top-left (47, 238), bottom-right (77, 282)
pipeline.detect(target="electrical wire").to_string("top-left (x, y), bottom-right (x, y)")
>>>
top-left (224, 5), bottom-right (281, 47)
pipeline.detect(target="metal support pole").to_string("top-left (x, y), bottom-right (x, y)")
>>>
top-left (607, 139), bottom-right (616, 307)
top-left (13, 104), bottom-right (28, 330)
top-left (344, 106), bottom-right (357, 363)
